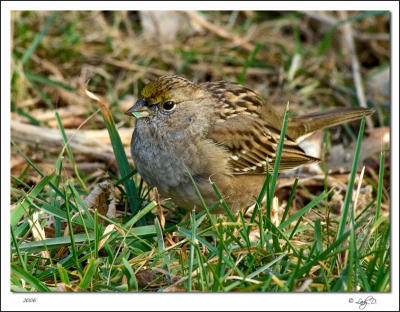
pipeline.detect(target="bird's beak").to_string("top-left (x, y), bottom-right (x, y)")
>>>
top-left (124, 98), bottom-right (154, 118)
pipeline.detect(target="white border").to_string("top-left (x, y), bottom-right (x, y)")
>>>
top-left (2, 1), bottom-right (399, 311)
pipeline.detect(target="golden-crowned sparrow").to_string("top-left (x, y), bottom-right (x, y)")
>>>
top-left (125, 75), bottom-right (373, 213)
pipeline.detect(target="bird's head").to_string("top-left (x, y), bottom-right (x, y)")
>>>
top-left (125, 75), bottom-right (212, 136)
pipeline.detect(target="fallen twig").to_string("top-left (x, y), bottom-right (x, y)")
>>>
top-left (11, 120), bottom-right (132, 164)
top-left (339, 11), bottom-right (374, 129)
top-left (186, 11), bottom-right (255, 52)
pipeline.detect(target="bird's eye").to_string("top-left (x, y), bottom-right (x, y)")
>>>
top-left (162, 101), bottom-right (176, 111)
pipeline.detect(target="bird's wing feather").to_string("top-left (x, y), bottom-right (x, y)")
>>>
top-left (208, 115), bottom-right (318, 174)
top-left (202, 82), bottom-right (319, 174)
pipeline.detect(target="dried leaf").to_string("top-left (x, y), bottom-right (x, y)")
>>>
top-left (28, 211), bottom-right (50, 260)
top-left (98, 224), bottom-right (115, 251)
top-left (136, 269), bottom-right (157, 287)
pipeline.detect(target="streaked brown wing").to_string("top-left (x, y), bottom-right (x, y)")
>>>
top-left (201, 81), bottom-right (284, 130)
top-left (202, 81), bottom-right (319, 174)
top-left (208, 115), bottom-right (318, 174)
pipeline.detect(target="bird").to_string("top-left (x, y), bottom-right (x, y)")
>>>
top-left (125, 75), bottom-right (374, 213)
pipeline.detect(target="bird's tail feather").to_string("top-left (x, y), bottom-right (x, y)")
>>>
top-left (286, 107), bottom-right (374, 142)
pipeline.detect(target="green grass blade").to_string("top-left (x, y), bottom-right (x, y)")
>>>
top-left (11, 139), bottom-right (45, 176)
top-left (237, 43), bottom-right (261, 84)
top-left (29, 200), bottom-right (88, 229)
top-left (355, 258), bottom-right (371, 291)
top-left (122, 258), bottom-right (138, 291)
top-left (376, 268), bottom-right (390, 292)
top-left (115, 169), bottom-right (137, 186)
top-left (286, 251), bottom-right (303, 291)
top-left (264, 218), bottom-right (299, 257)
top-left (287, 215), bottom-right (304, 242)
top-left (279, 191), bottom-right (327, 229)
top-left (11, 264), bottom-right (51, 292)
top-left (11, 172), bottom-right (55, 227)
top-left (211, 182), bottom-right (235, 221)
top-left (251, 171), bottom-right (270, 223)
top-left (57, 263), bottom-right (71, 286)
top-left (185, 171), bottom-right (241, 273)
top-left (238, 211), bottom-right (252, 250)
top-left (347, 202), bottom-right (357, 291)
top-left (154, 219), bottom-right (164, 252)
top-left (155, 217), bottom-right (171, 283)
top-left (374, 224), bottom-right (390, 291)
top-left (123, 201), bottom-right (156, 228)
top-left (16, 225), bottom-right (156, 253)
top-left (178, 227), bottom-right (218, 255)
top-left (267, 103), bottom-right (290, 221)
top-left (96, 96), bottom-right (139, 215)
top-left (224, 252), bottom-right (287, 292)
top-left (65, 192), bottom-right (83, 276)
top-left (21, 12), bottom-right (56, 65)
top-left (24, 71), bottom-right (76, 91)
top-left (187, 211), bottom-right (196, 291)
top-left (79, 258), bottom-right (100, 290)
top-left (56, 112), bottom-right (87, 193)
top-left (280, 178), bottom-right (298, 225)
top-left (336, 117), bottom-right (366, 241)
top-left (258, 203), bottom-right (265, 249)
top-left (185, 167), bottom-right (208, 210)
top-left (16, 107), bottom-right (41, 125)
top-left (374, 152), bottom-right (385, 239)
top-left (314, 219), bottom-right (323, 254)
top-left (194, 245), bottom-right (208, 291)
top-left (94, 209), bottom-right (99, 259)
top-left (11, 139), bottom-right (73, 203)
top-left (68, 181), bottom-right (94, 227)
top-left (51, 156), bottom-right (63, 237)
top-left (269, 102), bottom-right (290, 194)
top-left (299, 213), bottom-right (371, 276)
top-left (28, 79), bottom-right (54, 109)
top-left (10, 226), bottom-right (28, 272)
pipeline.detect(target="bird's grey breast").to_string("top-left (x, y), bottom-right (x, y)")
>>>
top-left (130, 120), bottom-right (191, 195)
